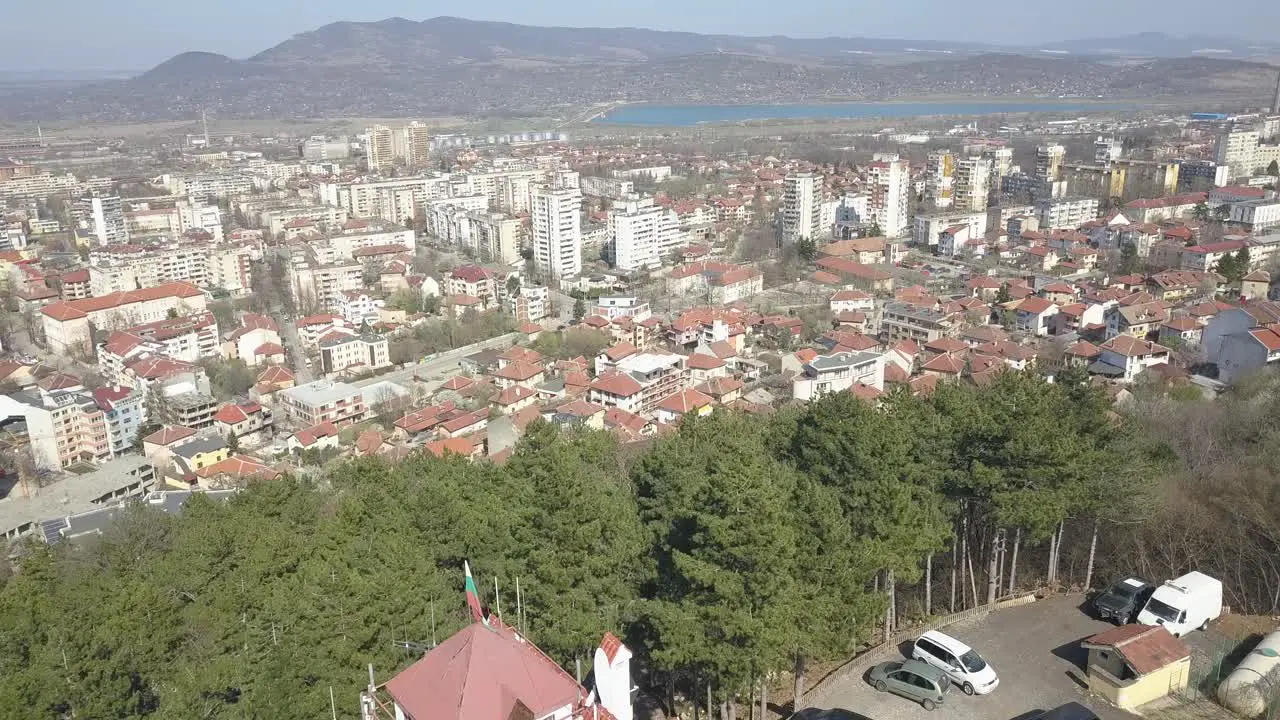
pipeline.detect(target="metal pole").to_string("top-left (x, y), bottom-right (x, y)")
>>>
top-left (330, 686), bottom-right (338, 720)
top-left (516, 577), bottom-right (523, 633)
top-left (494, 576), bottom-right (502, 621)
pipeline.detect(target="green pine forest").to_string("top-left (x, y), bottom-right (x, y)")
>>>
top-left (2, 369), bottom-right (1279, 719)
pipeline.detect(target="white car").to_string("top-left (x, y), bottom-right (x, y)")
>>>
top-left (911, 630), bottom-right (1000, 696)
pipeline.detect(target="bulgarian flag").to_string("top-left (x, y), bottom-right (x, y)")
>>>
top-left (464, 561), bottom-right (488, 626)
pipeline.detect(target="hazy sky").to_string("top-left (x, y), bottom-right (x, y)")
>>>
top-left (3, 0), bottom-right (1277, 71)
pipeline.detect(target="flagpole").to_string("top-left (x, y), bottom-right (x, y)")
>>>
top-left (494, 576), bottom-right (502, 621)
top-left (515, 577), bottom-right (523, 633)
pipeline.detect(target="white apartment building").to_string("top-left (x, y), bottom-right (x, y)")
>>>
top-left (41, 282), bottom-right (208, 355)
top-left (610, 197), bottom-right (681, 272)
top-left (177, 198), bottom-right (224, 242)
top-left (913, 210), bottom-right (988, 247)
top-left (319, 176), bottom-right (451, 223)
top-left (365, 125), bottom-right (395, 171)
top-left (336, 291), bottom-right (383, 326)
top-left (75, 195), bottom-right (128, 245)
top-left (612, 166), bottom-right (673, 182)
top-left (779, 172), bottom-right (823, 243)
top-left (580, 176), bottom-right (636, 201)
top-left (301, 137), bottom-right (351, 161)
top-left (319, 334), bottom-right (391, 375)
top-left (953, 156), bottom-right (992, 212)
top-left (159, 172), bottom-right (254, 199)
top-left (291, 252), bottom-right (364, 315)
top-left (1095, 137), bottom-right (1124, 167)
top-left (868, 156), bottom-right (910, 238)
top-left (424, 203), bottom-right (522, 266)
top-left (261, 204), bottom-right (350, 237)
top-left (1036, 145), bottom-right (1066, 182)
top-left (1216, 128), bottom-right (1261, 180)
top-left (1229, 199), bottom-right (1280, 231)
top-left (1037, 197), bottom-right (1100, 230)
top-left (532, 185), bottom-right (583, 281)
top-left (0, 171), bottom-right (81, 201)
top-left (401, 122), bottom-right (432, 167)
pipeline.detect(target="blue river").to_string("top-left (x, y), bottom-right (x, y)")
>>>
top-left (593, 101), bottom-right (1137, 126)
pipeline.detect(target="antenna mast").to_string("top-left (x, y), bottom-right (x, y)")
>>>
top-left (202, 109), bottom-right (210, 146)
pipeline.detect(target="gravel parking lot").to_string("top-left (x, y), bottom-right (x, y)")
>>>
top-left (802, 594), bottom-right (1141, 720)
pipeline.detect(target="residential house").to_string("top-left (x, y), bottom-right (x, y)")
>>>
top-left (1095, 336), bottom-right (1171, 382)
top-left (288, 420), bottom-right (341, 452)
top-left (212, 402), bottom-right (273, 440)
top-left (1217, 324), bottom-right (1280, 383)
top-left (169, 436), bottom-right (231, 484)
top-left (1015, 296), bottom-right (1059, 336)
top-left (278, 380), bottom-right (367, 427)
top-left (792, 351), bottom-right (885, 401)
top-left (656, 389), bottom-right (715, 425)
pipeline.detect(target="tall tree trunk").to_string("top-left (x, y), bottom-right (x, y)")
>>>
top-left (793, 655), bottom-right (806, 711)
top-left (1047, 526), bottom-right (1058, 585)
top-left (1084, 518), bottom-right (1100, 592)
top-left (995, 532), bottom-right (1006, 600)
top-left (695, 679), bottom-right (701, 720)
top-left (950, 543), bottom-right (957, 613)
top-left (986, 527), bottom-right (1002, 605)
top-left (728, 695), bottom-right (738, 720)
top-left (967, 552), bottom-right (980, 608)
top-left (709, 682), bottom-right (714, 720)
top-left (1007, 528), bottom-right (1022, 595)
top-left (759, 677), bottom-right (767, 720)
top-left (960, 512), bottom-right (969, 610)
top-left (882, 570), bottom-right (894, 644)
top-left (1053, 520), bottom-right (1065, 587)
top-left (924, 552), bottom-right (934, 616)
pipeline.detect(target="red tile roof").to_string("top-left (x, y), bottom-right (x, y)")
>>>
top-left (1083, 624), bottom-right (1189, 675)
top-left (213, 404), bottom-right (249, 424)
top-left (143, 425), bottom-right (195, 446)
top-left (386, 622), bottom-right (582, 720)
top-left (590, 372), bottom-right (643, 398)
top-left (494, 361), bottom-right (543, 382)
top-left (425, 436), bottom-right (477, 458)
top-left (686, 352), bottom-right (725, 370)
top-left (196, 455), bottom-right (280, 482)
top-left (40, 282), bottom-right (203, 321)
top-left (659, 388), bottom-right (714, 415)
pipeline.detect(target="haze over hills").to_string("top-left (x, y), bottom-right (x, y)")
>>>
top-left (2, 16), bottom-right (1278, 123)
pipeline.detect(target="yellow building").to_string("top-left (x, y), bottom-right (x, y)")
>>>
top-left (168, 435), bottom-right (231, 485)
top-left (1082, 624), bottom-right (1191, 711)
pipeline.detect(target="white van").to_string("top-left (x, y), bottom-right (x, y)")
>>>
top-left (1136, 571), bottom-right (1223, 637)
top-left (911, 630), bottom-right (1000, 695)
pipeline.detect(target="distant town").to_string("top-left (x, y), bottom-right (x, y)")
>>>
top-left (1, 57), bottom-right (1280, 720)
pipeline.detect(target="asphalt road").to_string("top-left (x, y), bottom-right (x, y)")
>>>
top-left (804, 594), bottom-right (1139, 720)
top-left (355, 332), bottom-right (520, 391)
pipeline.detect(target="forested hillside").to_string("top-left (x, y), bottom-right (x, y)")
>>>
top-left (0, 370), bottom-right (1277, 719)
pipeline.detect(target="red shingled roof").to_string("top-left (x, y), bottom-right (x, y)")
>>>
top-left (386, 621), bottom-right (583, 720)
top-left (1083, 624), bottom-right (1189, 675)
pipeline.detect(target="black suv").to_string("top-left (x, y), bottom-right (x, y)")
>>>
top-left (1091, 577), bottom-right (1152, 624)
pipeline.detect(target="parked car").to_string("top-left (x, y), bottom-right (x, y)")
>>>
top-left (1136, 570), bottom-right (1223, 637)
top-left (1091, 576), bottom-right (1153, 624)
top-left (911, 630), bottom-right (1000, 695)
top-left (868, 659), bottom-right (949, 711)
top-left (1031, 701), bottom-right (1101, 719)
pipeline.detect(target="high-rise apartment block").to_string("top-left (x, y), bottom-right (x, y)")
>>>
top-left (401, 122), bottom-right (432, 167)
top-left (779, 172), bottom-right (823, 243)
top-left (74, 195), bottom-right (128, 245)
top-left (1095, 137), bottom-right (1124, 167)
top-left (1215, 127), bottom-right (1261, 181)
top-left (868, 155), bottom-right (910, 238)
top-left (1036, 145), bottom-right (1066, 182)
top-left (953, 156), bottom-right (992, 212)
top-left (532, 185), bottom-right (583, 281)
top-left (610, 197), bottom-right (680, 272)
top-left (925, 152), bottom-right (955, 209)
top-left (365, 125), bottom-right (395, 172)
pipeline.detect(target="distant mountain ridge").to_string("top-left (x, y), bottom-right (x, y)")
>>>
top-left (2, 17), bottom-right (1277, 123)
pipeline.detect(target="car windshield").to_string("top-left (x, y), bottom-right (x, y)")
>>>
top-left (959, 650), bottom-right (986, 673)
top-left (1145, 597), bottom-right (1182, 623)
